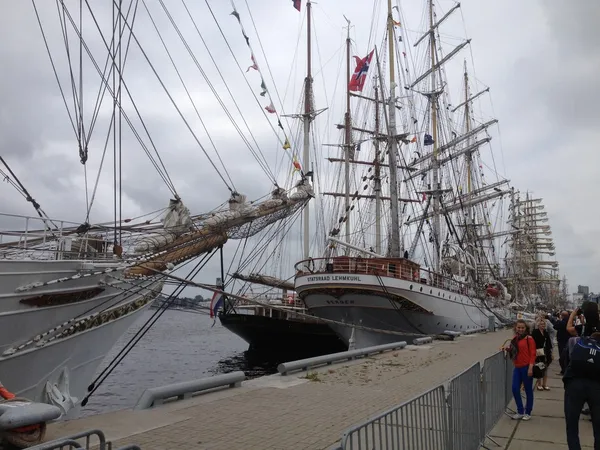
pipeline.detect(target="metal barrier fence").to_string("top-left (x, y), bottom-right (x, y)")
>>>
top-left (481, 351), bottom-right (509, 438)
top-left (339, 351), bottom-right (513, 450)
top-left (340, 386), bottom-right (447, 450)
top-left (447, 363), bottom-right (481, 450)
top-left (26, 428), bottom-right (142, 450)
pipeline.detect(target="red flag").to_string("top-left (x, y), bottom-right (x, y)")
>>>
top-left (265, 103), bottom-right (276, 114)
top-left (349, 50), bottom-right (374, 92)
top-left (292, 0), bottom-right (301, 11)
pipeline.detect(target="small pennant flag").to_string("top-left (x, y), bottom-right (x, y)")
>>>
top-left (293, 155), bottom-right (302, 172)
top-left (292, 0), bottom-right (301, 11)
top-left (283, 138), bottom-right (291, 150)
top-left (246, 54), bottom-right (258, 72)
top-left (265, 103), bottom-right (276, 114)
top-left (410, 136), bottom-right (417, 143)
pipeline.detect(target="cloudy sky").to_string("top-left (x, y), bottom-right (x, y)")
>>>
top-left (0, 0), bottom-right (598, 295)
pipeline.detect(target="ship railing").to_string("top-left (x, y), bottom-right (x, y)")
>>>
top-left (295, 257), bottom-right (476, 298)
top-left (0, 212), bottom-right (118, 261)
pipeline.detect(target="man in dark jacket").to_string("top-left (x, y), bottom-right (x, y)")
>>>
top-left (552, 311), bottom-right (570, 374)
top-left (563, 331), bottom-right (600, 449)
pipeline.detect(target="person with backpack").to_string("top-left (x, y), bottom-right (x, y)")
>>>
top-left (563, 330), bottom-right (600, 449)
top-left (505, 319), bottom-right (536, 420)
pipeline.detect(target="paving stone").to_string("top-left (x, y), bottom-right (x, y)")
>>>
top-left (47, 330), bottom-right (512, 449)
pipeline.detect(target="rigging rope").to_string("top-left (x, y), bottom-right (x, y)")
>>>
top-left (153, 0), bottom-right (276, 186)
top-left (204, 0), bottom-right (296, 169)
top-left (82, 248), bottom-right (219, 406)
top-left (49, 1), bottom-right (180, 196)
top-left (141, 0), bottom-right (237, 191)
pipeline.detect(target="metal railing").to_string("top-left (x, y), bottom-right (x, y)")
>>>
top-left (134, 371), bottom-right (245, 410)
top-left (25, 429), bottom-right (143, 450)
top-left (295, 256), bottom-right (477, 297)
top-left (278, 341), bottom-right (408, 376)
top-left (338, 350), bottom-right (512, 450)
top-left (27, 429), bottom-right (108, 450)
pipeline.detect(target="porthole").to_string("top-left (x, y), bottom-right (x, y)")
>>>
top-left (430, 290), bottom-right (433, 294)
top-left (437, 322), bottom-right (440, 325)
top-left (420, 287), bottom-right (423, 292)
top-left (409, 285), bottom-right (413, 290)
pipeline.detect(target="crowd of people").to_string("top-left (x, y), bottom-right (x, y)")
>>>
top-left (504, 301), bottom-right (600, 450)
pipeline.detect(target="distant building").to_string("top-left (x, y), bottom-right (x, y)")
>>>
top-left (578, 285), bottom-right (590, 295)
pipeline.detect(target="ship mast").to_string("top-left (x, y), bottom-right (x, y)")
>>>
top-left (463, 60), bottom-right (472, 221)
top-left (302, 0), bottom-right (314, 260)
top-left (374, 82), bottom-right (382, 254)
top-left (344, 18), bottom-right (352, 250)
top-left (386, 0), bottom-right (402, 257)
top-left (428, 0), bottom-right (441, 271)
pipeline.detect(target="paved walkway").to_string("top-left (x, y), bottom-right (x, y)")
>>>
top-left (484, 363), bottom-right (596, 449)
top-left (45, 330), bottom-right (511, 450)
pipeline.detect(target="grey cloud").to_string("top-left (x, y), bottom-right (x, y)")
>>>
top-left (1, 0), bottom-right (597, 294)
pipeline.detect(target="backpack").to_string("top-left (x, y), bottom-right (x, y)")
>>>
top-left (569, 336), bottom-right (600, 379)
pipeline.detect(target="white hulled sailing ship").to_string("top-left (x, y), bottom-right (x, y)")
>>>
top-left (502, 190), bottom-right (561, 311)
top-left (295, 0), bottom-right (515, 347)
top-left (0, 0), bottom-right (311, 415)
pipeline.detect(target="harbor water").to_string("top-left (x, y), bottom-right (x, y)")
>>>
top-left (79, 309), bottom-right (272, 417)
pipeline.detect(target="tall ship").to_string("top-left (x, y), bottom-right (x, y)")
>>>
top-left (214, 0), bottom-right (345, 356)
top-left (0, 0), bottom-right (312, 416)
top-left (218, 274), bottom-right (345, 354)
top-left (502, 191), bottom-right (562, 311)
top-left (295, 0), bottom-right (516, 348)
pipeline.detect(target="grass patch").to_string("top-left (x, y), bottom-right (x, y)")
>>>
top-left (304, 371), bottom-right (322, 382)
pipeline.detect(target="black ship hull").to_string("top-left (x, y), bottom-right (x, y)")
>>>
top-left (219, 313), bottom-right (347, 354)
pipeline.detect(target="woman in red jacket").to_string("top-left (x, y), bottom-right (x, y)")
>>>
top-left (507, 319), bottom-right (536, 420)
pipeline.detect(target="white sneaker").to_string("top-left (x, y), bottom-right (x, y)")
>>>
top-left (522, 414), bottom-right (531, 421)
top-left (512, 413), bottom-right (523, 420)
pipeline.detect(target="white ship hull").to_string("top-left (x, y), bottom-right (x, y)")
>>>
top-left (296, 272), bottom-right (497, 348)
top-left (0, 281), bottom-right (161, 415)
top-left (0, 257), bottom-right (163, 414)
top-left (0, 260), bottom-right (158, 353)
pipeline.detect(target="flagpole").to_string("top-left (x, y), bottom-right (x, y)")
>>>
top-left (344, 17), bottom-right (352, 251)
top-left (302, 0), bottom-right (313, 260)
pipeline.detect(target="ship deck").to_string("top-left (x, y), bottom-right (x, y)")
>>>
top-left (43, 329), bottom-right (513, 449)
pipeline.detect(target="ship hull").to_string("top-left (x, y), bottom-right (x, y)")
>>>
top-left (219, 313), bottom-right (346, 354)
top-left (296, 272), bottom-right (494, 348)
top-left (0, 291), bottom-right (158, 417)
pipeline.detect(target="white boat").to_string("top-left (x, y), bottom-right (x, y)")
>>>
top-left (293, 0), bottom-right (523, 347)
top-left (295, 256), bottom-right (495, 347)
top-left (0, 0), bottom-right (313, 418)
